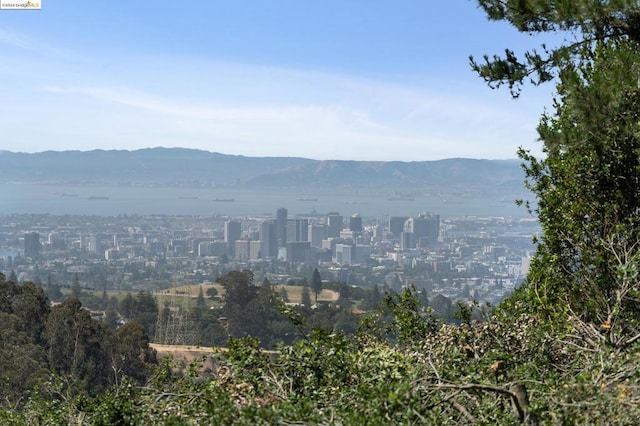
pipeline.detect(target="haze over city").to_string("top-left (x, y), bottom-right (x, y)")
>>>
top-left (0, 1), bottom-right (562, 160)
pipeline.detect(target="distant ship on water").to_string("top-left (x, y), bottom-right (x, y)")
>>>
top-left (212, 198), bottom-right (235, 202)
top-left (387, 196), bottom-right (414, 201)
top-left (296, 197), bottom-right (318, 202)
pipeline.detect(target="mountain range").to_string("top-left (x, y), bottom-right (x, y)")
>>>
top-left (0, 148), bottom-right (527, 195)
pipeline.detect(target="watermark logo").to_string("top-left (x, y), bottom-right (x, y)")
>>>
top-left (1, 1), bottom-right (41, 9)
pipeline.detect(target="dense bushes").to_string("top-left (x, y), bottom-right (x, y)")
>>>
top-left (3, 284), bottom-right (640, 424)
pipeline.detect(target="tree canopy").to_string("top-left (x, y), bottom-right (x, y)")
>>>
top-left (473, 1), bottom-right (640, 337)
top-left (471, 0), bottom-right (640, 97)
top-left (311, 268), bottom-right (322, 303)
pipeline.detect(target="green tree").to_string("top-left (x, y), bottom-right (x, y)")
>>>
top-left (0, 312), bottom-right (49, 407)
top-left (120, 293), bottom-right (134, 318)
top-left (107, 322), bottom-right (157, 386)
top-left (131, 291), bottom-right (159, 337)
top-left (216, 270), bottom-right (292, 347)
top-left (474, 1), bottom-right (640, 333)
top-left (220, 270), bottom-right (257, 314)
top-left (11, 282), bottom-right (50, 345)
top-left (45, 298), bottom-right (111, 395)
top-left (301, 282), bottom-right (312, 308)
top-left (311, 268), bottom-right (322, 303)
top-left (430, 294), bottom-right (454, 322)
top-left (196, 285), bottom-right (206, 307)
top-left (279, 286), bottom-right (289, 303)
top-left (206, 286), bottom-right (219, 299)
top-left (0, 274), bottom-right (50, 406)
top-left (470, 1), bottom-right (640, 97)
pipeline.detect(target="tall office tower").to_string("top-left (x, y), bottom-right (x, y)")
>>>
top-left (224, 220), bottom-right (241, 256)
top-left (349, 213), bottom-right (363, 233)
top-left (308, 222), bottom-right (327, 248)
top-left (388, 216), bottom-right (410, 236)
top-left (259, 220), bottom-right (278, 258)
top-left (407, 213), bottom-right (440, 246)
top-left (286, 218), bottom-right (309, 242)
top-left (286, 220), bottom-right (296, 243)
top-left (400, 231), bottom-right (415, 250)
top-left (276, 207), bottom-right (288, 247)
top-left (327, 212), bottom-right (343, 238)
top-left (24, 232), bottom-right (40, 258)
top-left (423, 213), bottom-right (440, 245)
top-left (297, 218), bottom-right (309, 242)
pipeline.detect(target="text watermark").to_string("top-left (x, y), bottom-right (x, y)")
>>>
top-left (1, 1), bottom-right (41, 9)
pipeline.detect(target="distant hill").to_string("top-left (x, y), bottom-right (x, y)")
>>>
top-left (0, 148), bottom-right (526, 194)
top-left (244, 158), bottom-right (524, 191)
top-left (0, 148), bottom-right (314, 186)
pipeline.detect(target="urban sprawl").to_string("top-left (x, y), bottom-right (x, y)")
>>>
top-left (2, 209), bottom-right (539, 305)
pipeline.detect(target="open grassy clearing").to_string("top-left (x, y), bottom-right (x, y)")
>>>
top-left (158, 283), bottom-right (339, 304)
top-left (86, 284), bottom-right (339, 310)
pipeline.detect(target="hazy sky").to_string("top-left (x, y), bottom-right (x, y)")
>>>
top-left (0, 1), bottom-right (562, 161)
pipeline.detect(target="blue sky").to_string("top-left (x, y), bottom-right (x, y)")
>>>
top-left (0, 1), bottom-right (561, 160)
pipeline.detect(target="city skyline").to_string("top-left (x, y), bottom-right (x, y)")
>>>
top-left (0, 2), bottom-right (563, 161)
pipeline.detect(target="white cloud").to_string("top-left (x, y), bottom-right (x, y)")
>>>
top-left (3, 34), bottom-right (548, 160)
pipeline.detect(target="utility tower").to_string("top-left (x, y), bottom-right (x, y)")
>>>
top-left (154, 277), bottom-right (198, 345)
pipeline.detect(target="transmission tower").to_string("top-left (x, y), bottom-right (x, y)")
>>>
top-left (154, 277), bottom-right (198, 345)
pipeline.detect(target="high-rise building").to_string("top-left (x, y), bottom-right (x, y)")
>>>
top-left (349, 213), bottom-right (363, 233)
top-left (334, 244), bottom-right (353, 265)
top-left (250, 240), bottom-right (263, 259)
top-left (388, 216), bottom-right (410, 236)
top-left (405, 213), bottom-right (440, 246)
top-left (234, 239), bottom-right (251, 259)
top-left (224, 220), bottom-right (241, 256)
top-left (327, 212), bottom-right (343, 238)
top-left (276, 208), bottom-right (287, 248)
top-left (297, 218), bottom-right (309, 241)
top-left (308, 222), bottom-right (327, 248)
top-left (334, 244), bottom-right (371, 265)
top-left (88, 234), bottom-right (103, 255)
top-left (24, 232), bottom-right (40, 258)
top-left (286, 218), bottom-right (309, 243)
top-left (354, 244), bottom-right (372, 264)
top-left (259, 220), bottom-right (278, 258)
top-left (286, 241), bottom-right (311, 262)
top-left (400, 231), bottom-right (414, 249)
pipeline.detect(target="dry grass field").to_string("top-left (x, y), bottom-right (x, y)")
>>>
top-left (157, 283), bottom-right (339, 305)
top-left (150, 344), bottom-right (219, 372)
top-left (150, 343), bottom-right (279, 374)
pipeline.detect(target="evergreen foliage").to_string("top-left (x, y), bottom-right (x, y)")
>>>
top-left (475, 0), bottom-right (640, 340)
top-left (311, 268), bottom-right (322, 303)
top-left (0, 273), bottom-right (157, 408)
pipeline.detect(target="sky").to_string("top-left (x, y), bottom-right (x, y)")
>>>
top-left (0, 1), bottom-right (563, 161)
